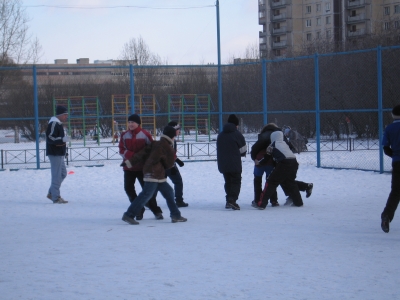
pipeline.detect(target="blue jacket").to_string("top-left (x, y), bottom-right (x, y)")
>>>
top-left (382, 120), bottom-right (400, 162)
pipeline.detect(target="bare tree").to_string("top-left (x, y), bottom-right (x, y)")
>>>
top-left (119, 35), bottom-right (162, 66)
top-left (0, 0), bottom-right (42, 65)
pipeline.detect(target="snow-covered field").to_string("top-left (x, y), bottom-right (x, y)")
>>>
top-left (0, 155), bottom-right (398, 299)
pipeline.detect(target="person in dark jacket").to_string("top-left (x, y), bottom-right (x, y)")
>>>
top-left (251, 123), bottom-right (313, 207)
top-left (252, 131), bottom-right (303, 209)
top-left (119, 114), bottom-right (163, 220)
top-left (165, 121), bottom-right (188, 207)
top-left (381, 105), bottom-right (400, 233)
top-left (217, 114), bottom-right (247, 210)
top-left (46, 105), bottom-right (69, 204)
top-left (121, 126), bottom-right (187, 225)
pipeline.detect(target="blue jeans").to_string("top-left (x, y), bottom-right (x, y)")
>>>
top-left (126, 181), bottom-right (181, 219)
top-left (166, 165), bottom-right (184, 202)
top-left (48, 155), bottom-right (67, 201)
top-left (254, 165), bottom-right (274, 177)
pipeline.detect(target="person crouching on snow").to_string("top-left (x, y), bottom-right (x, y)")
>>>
top-left (252, 130), bottom-right (303, 209)
top-left (121, 126), bottom-right (187, 225)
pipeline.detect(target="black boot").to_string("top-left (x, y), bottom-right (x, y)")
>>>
top-left (253, 176), bottom-right (262, 204)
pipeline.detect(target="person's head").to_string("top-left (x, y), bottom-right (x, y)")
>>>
top-left (167, 121), bottom-right (181, 136)
top-left (56, 105), bottom-right (68, 122)
top-left (163, 125), bottom-right (176, 140)
top-left (227, 114), bottom-right (239, 127)
top-left (128, 114), bottom-right (141, 130)
top-left (392, 105), bottom-right (400, 120)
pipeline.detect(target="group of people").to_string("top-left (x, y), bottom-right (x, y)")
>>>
top-left (216, 114), bottom-right (313, 211)
top-left (45, 105), bottom-right (400, 233)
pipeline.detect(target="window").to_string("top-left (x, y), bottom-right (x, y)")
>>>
top-left (395, 20), bottom-right (400, 28)
top-left (316, 3), bottom-right (321, 11)
top-left (306, 19), bottom-right (311, 27)
top-left (384, 7), bottom-right (390, 15)
top-left (326, 30), bottom-right (331, 38)
top-left (384, 22), bottom-right (390, 30)
top-left (317, 31), bottom-right (321, 39)
top-left (306, 5), bottom-right (311, 13)
top-left (351, 25), bottom-right (356, 32)
top-left (326, 16), bottom-right (331, 24)
top-left (274, 36), bottom-right (281, 42)
top-left (274, 9), bottom-right (280, 16)
top-left (274, 49), bottom-right (281, 57)
top-left (326, 2), bottom-right (331, 11)
top-left (274, 23), bottom-right (281, 29)
top-left (317, 17), bottom-right (321, 25)
top-left (395, 5), bottom-right (400, 14)
top-left (351, 10), bottom-right (356, 17)
top-left (307, 33), bottom-right (312, 41)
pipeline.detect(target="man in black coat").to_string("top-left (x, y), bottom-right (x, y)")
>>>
top-left (217, 114), bottom-right (247, 210)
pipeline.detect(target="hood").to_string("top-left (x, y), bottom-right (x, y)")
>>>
top-left (222, 122), bottom-right (237, 133)
top-left (49, 116), bottom-right (61, 124)
top-left (271, 131), bottom-right (284, 143)
top-left (160, 134), bottom-right (174, 146)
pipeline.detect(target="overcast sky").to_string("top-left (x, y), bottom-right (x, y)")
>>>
top-left (24, 0), bottom-right (260, 65)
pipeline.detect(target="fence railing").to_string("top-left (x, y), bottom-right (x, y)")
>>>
top-left (0, 138), bottom-right (383, 170)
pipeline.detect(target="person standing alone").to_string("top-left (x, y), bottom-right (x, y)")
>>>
top-left (46, 105), bottom-right (69, 204)
top-left (381, 105), bottom-right (400, 233)
top-left (217, 114), bottom-right (247, 210)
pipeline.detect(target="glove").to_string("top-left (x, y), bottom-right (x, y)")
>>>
top-left (120, 160), bottom-right (132, 168)
top-left (62, 136), bottom-right (70, 142)
top-left (65, 152), bottom-right (69, 158)
top-left (266, 145), bottom-right (273, 154)
top-left (176, 158), bottom-right (184, 167)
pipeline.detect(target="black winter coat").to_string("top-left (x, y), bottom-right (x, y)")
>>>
top-left (46, 116), bottom-right (67, 156)
top-left (217, 123), bottom-right (247, 173)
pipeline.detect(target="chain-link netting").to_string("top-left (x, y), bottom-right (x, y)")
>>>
top-left (1, 47), bottom-right (399, 171)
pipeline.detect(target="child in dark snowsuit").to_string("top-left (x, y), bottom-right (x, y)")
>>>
top-left (253, 131), bottom-right (303, 209)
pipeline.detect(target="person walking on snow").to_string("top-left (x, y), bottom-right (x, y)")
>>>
top-left (165, 121), bottom-right (188, 207)
top-left (217, 114), bottom-right (247, 210)
top-left (119, 114), bottom-right (163, 220)
top-left (381, 105), bottom-right (400, 233)
top-left (121, 126), bottom-right (187, 225)
top-left (46, 105), bottom-right (69, 204)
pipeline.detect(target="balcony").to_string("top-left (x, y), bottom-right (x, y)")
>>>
top-left (347, 28), bottom-right (366, 37)
top-left (347, 13), bottom-right (366, 23)
top-left (271, 0), bottom-right (286, 8)
top-left (347, 0), bottom-right (367, 8)
top-left (259, 31), bottom-right (267, 38)
top-left (272, 26), bottom-right (287, 35)
top-left (272, 41), bottom-right (287, 48)
top-left (272, 13), bottom-right (286, 21)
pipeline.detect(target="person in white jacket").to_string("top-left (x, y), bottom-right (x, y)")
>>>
top-left (252, 131), bottom-right (303, 209)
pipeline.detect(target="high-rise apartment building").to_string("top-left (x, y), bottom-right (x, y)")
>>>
top-left (259, 0), bottom-right (400, 58)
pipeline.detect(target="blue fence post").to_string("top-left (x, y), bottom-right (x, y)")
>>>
top-left (129, 64), bottom-right (135, 114)
top-left (216, 0), bottom-right (223, 132)
top-left (377, 45), bottom-right (384, 173)
top-left (314, 53), bottom-right (321, 168)
top-left (262, 59), bottom-right (267, 124)
top-left (33, 65), bottom-right (40, 169)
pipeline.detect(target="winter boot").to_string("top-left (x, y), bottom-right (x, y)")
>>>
top-left (122, 213), bottom-right (139, 225)
top-left (306, 183), bottom-right (313, 198)
top-left (171, 216), bottom-right (188, 223)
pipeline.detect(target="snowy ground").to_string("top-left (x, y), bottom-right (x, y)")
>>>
top-left (0, 156), bottom-right (398, 300)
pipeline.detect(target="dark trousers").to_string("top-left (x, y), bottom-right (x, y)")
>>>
top-left (296, 180), bottom-right (309, 192)
top-left (166, 165), bottom-right (184, 202)
top-left (223, 172), bottom-right (242, 202)
top-left (382, 161), bottom-right (400, 222)
top-left (259, 160), bottom-right (303, 207)
top-left (123, 170), bottom-right (162, 215)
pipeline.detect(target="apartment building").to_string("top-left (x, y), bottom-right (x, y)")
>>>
top-left (259, 0), bottom-right (400, 58)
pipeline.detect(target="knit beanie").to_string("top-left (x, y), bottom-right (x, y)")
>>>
top-left (392, 105), bottom-right (400, 120)
top-left (168, 121), bottom-right (181, 130)
top-left (163, 126), bottom-right (176, 139)
top-left (128, 114), bottom-right (141, 125)
top-left (227, 114), bottom-right (239, 126)
top-left (56, 105), bottom-right (68, 116)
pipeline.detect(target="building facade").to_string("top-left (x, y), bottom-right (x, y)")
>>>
top-left (259, 0), bottom-right (400, 58)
